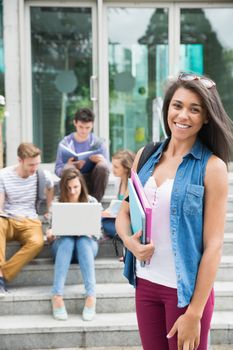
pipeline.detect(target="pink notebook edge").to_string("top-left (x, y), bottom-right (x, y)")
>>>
top-left (131, 170), bottom-right (152, 243)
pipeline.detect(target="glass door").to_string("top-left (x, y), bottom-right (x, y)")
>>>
top-left (178, 5), bottom-right (233, 123)
top-left (29, 4), bottom-right (97, 162)
top-left (106, 3), bottom-right (233, 156)
top-left (107, 6), bottom-right (169, 155)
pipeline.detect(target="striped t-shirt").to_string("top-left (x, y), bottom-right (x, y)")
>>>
top-left (0, 166), bottom-right (53, 219)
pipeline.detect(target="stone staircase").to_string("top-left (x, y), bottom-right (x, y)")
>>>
top-left (0, 174), bottom-right (233, 350)
top-left (208, 172), bottom-right (233, 346)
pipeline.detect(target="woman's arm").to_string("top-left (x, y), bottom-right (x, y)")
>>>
top-left (186, 156), bottom-right (228, 316)
top-left (115, 147), bottom-right (155, 262)
top-left (168, 155), bottom-right (228, 349)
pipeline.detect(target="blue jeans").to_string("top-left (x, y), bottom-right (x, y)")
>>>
top-left (102, 218), bottom-right (116, 238)
top-left (51, 236), bottom-right (98, 297)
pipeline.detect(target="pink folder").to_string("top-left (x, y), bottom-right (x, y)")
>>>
top-left (131, 170), bottom-right (152, 244)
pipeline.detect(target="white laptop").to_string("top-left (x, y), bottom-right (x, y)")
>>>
top-left (51, 202), bottom-right (102, 236)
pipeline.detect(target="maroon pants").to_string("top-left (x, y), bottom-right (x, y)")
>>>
top-left (136, 277), bottom-right (214, 350)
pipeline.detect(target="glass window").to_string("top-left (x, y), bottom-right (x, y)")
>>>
top-left (0, 0), bottom-right (3, 92)
top-left (31, 7), bottom-right (93, 162)
top-left (0, 0), bottom-right (5, 167)
top-left (180, 8), bottom-right (233, 122)
top-left (108, 7), bottom-right (168, 155)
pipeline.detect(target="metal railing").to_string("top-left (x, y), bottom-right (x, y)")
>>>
top-left (152, 97), bottom-right (167, 142)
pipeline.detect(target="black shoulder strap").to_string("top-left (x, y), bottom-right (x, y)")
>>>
top-left (37, 169), bottom-right (46, 200)
top-left (137, 142), bottom-right (161, 173)
top-left (36, 171), bottom-right (39, 208)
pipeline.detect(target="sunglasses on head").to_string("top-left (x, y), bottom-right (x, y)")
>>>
top-left (178, 73), bottom-right (216, 89)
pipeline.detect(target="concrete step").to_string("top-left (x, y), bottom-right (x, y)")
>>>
top-left (8, 258), bottom-right (126, 287)
top-left (210, 347), bottom-right (233, 350)
top-left (102, 194), bottom-right (115, 209)
top-left (211, 311), bottom-right (233, 345)
top-left (102, 193), bottom-right (233, 212)
top-left (0, 283), bottom-right (135, 316)
top-left (7, 248), bottom-right (233, 288)
top-left (0, 313), bottom-right (140, 350)
top-left (6, 228), bottom-right (233, 263)
top-left (1, 281), bottom-right (232, 316)
top-left (103, 174), bottom-right (119, 198)
top-left (216, 256), bottom-right (233, 281)
top-left (32, 348), bottom-right (142, 350)
top-left (6, 238), bottom-right (121, 261)
top-left (227, 194), bottom-right (233, 212)
top-left (228, 173), bottom-right (233, 194)
top-left (225, 213), bottom-right (233, 233)
top-left (222, 233), bottom-right (233, 255)
top-left (30, 346), bottom-right (233, 350)
top-left (214, 281), bottom-right (233, 310)
top-left (0, 310), bottom-right (232, 349)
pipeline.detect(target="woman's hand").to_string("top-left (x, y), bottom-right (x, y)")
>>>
top-left (89, 154), bottom-right (105, 164)
top-left (167, 312), bottom-right (201, 350)
top-left (101, 210), bottom-right (113, 218)
top-left (125, 231), bottom-right (155, 261)
top-left (46, 228), bottom-right (56, 243)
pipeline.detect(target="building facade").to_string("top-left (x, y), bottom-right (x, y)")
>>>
top-left (2, 0), bottom-right (233, 165)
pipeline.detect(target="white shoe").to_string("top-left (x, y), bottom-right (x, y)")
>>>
top-left (0, 284), bottom-right (9, 298)
top-left (82, 303), bottom-right (96, 321)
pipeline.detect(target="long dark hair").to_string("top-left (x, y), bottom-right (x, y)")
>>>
top-left (162, 76), bottom-right (233, 164)
top-left (59, 168), bottom-right (88, 203)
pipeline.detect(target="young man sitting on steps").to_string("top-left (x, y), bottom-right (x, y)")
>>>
top-left (0, 143), bottom-right (54, 296)
top-left (55, 108), bottom-right (109, 202)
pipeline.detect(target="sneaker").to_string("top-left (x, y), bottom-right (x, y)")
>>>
top-left (51, 296), bottom-right (68, 321)
top-left (0, 283), bottom-right (8, 297)
top-left (52, 304), bottom-right (68, 321)
top-left (82, 299), bottom-right (96, 321)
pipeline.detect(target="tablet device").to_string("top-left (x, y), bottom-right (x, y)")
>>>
top-left (51, 202), bottom-right (102, 236)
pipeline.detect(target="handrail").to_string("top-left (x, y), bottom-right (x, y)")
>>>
top-left (152, 97), bottom-right (167, 142)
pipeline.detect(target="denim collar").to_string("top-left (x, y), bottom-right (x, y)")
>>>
top-left (183, 138), bottom-right (204, 160)
top-left (151, 137), bottom-right (204, 162)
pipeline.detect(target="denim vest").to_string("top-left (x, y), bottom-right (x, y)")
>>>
top-left (124, 137), bottom-right (212, 307)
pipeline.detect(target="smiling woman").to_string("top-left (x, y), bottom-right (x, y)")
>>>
top-left (162, 75), bottom-right (233, 164)
top-left (167, 87), bottom-right (208, 143)
top-left (116, 73), bottom-right (233, 350)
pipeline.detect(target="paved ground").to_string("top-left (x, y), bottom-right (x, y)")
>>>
top-left (211, 347), bottom-right (233, 350)
top-left (36, 346), bottom-right (233, 350)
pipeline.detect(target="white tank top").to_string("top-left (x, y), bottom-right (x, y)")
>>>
top-left (136, 176), bottom-right (177, 288)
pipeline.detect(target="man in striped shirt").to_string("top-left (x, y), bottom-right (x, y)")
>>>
top-left (0, 143), bottom-right (54, 296)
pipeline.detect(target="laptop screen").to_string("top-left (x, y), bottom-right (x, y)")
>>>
top-left (51, 202), bottom-right (102, 237)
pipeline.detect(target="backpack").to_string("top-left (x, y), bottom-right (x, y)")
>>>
top-left (137, 141), bottom-right (162, 173)
top-left (35, 169), bottom-right (48, 215)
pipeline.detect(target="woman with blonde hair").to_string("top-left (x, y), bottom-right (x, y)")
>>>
top-left (102, 149), bottom-right (135, 239)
